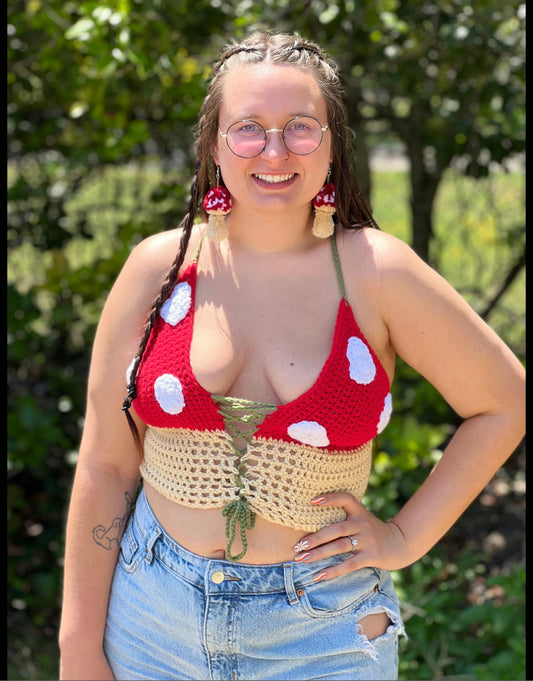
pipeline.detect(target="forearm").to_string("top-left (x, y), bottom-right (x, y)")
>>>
top-left (59, 464), bottom-right (140, 656)
top-left (391, 409), bottom-right (524, 564)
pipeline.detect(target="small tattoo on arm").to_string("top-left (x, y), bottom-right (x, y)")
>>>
top-left (92, 491), bottom-right (134, 551)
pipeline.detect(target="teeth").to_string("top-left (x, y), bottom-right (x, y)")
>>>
top-left (255, 173), bottom-right (294, 183)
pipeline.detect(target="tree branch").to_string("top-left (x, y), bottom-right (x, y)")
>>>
top-left (480, 243), bottom-right (525, 321)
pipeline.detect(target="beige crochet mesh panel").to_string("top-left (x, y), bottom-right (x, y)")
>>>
top-left (140, 426), bottom-right (373, 531)
top-left (140, 427), bottom-right (240, 507)
top-left (242, 437), bottom-right (372, 531)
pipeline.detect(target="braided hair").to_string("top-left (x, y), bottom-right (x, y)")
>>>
top-left (122, 32), bottom-right (378, 450)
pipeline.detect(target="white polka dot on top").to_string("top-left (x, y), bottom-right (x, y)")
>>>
top-left (346, 336), bottom-right (376, 385)
top-left (287, 420), bottom-right (330, 447)
top-left (160, 282), bottom-right (192, 326)
top-left (154, 373), bottom-right (186, 415)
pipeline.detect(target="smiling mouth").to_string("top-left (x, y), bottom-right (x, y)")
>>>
top-left (253, 173), bottom-right (296, 184)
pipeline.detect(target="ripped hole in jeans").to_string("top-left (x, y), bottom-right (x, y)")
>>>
top-left (356, 611), bottom-right (391, 641)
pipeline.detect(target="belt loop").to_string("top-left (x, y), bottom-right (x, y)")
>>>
top-left (283, 563), bottom-right (299, 606)
top-left (144, 526), bottom-right (161, 564)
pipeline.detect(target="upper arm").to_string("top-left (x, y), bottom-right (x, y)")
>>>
top-left (376, 233), bottom-right (524, 420)
top-left (77, 229), bottom-right (186, 477)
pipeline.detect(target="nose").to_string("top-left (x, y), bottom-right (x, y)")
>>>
top-left (262, 128), bottom-right (289, 159)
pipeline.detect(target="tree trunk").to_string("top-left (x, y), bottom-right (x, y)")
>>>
top-left (344, 83), bottom-right (372, 209)
top-left (409, 173), bottom-right (440, 264)
top-left (405, 137), bottom-right (442, 265)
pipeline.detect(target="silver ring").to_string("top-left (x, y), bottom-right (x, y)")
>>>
top-left (348, 535), bottom-right (359, 552)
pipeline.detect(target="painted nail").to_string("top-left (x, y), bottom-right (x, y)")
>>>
top-left (311, 497), bottom-right (327, 506)
top-left (313, 572), bottom-right (328, 582)
top-left (294, 552), bottom-right (311, 563)
top-left (294, 540), bottom-right (310, 553)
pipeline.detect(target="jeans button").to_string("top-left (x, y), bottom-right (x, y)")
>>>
top-left (212, 570), bottom-right (225, 584)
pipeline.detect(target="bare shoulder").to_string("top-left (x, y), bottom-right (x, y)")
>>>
top-left (126, 224), bottom-right (203, 282)
top-left (79, 224), bottom-right (207, 472)
top-left (338, 227), bottom-right (419, 276)
top-left (338, 226), bottom-right (474, 329)
top-left (335, 226), bottom-right (424, 316)
top-left (113, 224), bottom-right (204, 307)
top-left (338, 227), bottom-right (454, 311)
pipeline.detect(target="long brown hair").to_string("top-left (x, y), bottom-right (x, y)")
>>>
top-left (122, 32), bottom-right (378, 450)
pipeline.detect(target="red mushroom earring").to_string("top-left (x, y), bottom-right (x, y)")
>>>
top-left (312, 167), bottom-right (335, 238)
top-left (203, 166), bottom-right (232, 242)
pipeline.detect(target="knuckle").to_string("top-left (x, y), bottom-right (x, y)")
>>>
top-left (332, 558), bottom-right (356, 578)
top-left (337, 519), bottom-right (354, 534)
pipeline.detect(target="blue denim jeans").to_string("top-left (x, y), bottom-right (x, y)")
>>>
top-left (104, 488), bottom-right (404, 680)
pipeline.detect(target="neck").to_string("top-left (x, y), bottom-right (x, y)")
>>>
top-left (224, 203), bottom-right (316, 255)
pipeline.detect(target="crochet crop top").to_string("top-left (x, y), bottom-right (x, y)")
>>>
top-left (130, 234), bottom-right (393, 560)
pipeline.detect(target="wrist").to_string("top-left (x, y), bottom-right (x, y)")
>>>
top-left (59, 628), bottom-right (104, 655)
top-left (387, 518), bottom-right (405, 539)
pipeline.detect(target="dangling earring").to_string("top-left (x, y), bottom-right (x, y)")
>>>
top-left (312, 167), bottom-right (335, 238)
top-left (203, 166), bottom-right (232, 241)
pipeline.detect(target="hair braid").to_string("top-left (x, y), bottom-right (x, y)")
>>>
top-left (212, 44), bottom-right (261, 75)
top-left (122, 168), bottom-right (200, 453)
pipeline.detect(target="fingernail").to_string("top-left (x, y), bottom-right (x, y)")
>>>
top-left (311, 497), bottom-right (327, 506)
top-left (294, 552), bottom-right (311, 563)
top-left (294, 540), bottom-right (310, 553)
top-left (313, 572), bottom-right (328, 582)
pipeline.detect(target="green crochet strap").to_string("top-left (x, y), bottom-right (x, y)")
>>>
top-left (330, 233), bottom-right (346, 299)
top-left (212, 394), bottom-right (276, 561)
top-left (192, 228), bottom-right (207, 263)
top-left (222, 498), bottom-right (256, 561)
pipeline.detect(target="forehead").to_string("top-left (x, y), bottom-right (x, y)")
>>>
top-left (219, 63), bottom-right (327, 122)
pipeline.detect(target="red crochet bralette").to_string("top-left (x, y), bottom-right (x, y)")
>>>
top-left (131, 235), bottom-right (392, 451)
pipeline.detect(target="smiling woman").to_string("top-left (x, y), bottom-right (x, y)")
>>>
top-left (59, 32), bottom-right (525, 681)
top-left (212, 62), bottom-right (333, 227)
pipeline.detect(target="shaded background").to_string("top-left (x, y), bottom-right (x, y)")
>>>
top-left (8, 1), bottom-right (525, 679)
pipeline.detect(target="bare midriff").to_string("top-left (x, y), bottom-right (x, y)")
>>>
top-left (144, 481), bottom-right (305, 563)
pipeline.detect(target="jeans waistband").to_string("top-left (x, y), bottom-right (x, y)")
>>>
top-left (131, 487), bottom-right (383, 599)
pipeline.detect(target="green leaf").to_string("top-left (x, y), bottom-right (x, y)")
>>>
top-left (65, 18), bottom-right (95, 40)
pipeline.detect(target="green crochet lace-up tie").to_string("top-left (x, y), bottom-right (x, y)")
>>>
top-left (211, 394), bottom-right (276, 561)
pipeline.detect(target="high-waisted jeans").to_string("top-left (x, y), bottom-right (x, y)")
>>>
top-left (104, 488), bottom-right (405, 680)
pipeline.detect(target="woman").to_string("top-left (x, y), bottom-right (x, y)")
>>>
top-left (59, 33), bottom-right (525, 680)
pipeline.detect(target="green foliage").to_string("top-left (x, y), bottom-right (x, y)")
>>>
top-left (8, 0), bottom-right (234, 163)
top-left (396, 556), bottom-right (525, 680)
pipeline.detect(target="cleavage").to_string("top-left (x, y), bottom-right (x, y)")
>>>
top-left (189, 292), bottom-right (339, 406)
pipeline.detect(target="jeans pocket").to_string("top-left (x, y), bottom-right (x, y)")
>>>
top-left (297, 567), bottom-right (380, 619)
top-left (117, 516), bottom-right (143, 574)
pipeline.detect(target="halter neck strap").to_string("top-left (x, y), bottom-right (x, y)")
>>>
top-left (192, 229), bottom-right (208, 264)
top-left (330, 233), bottom-right (346, 299)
